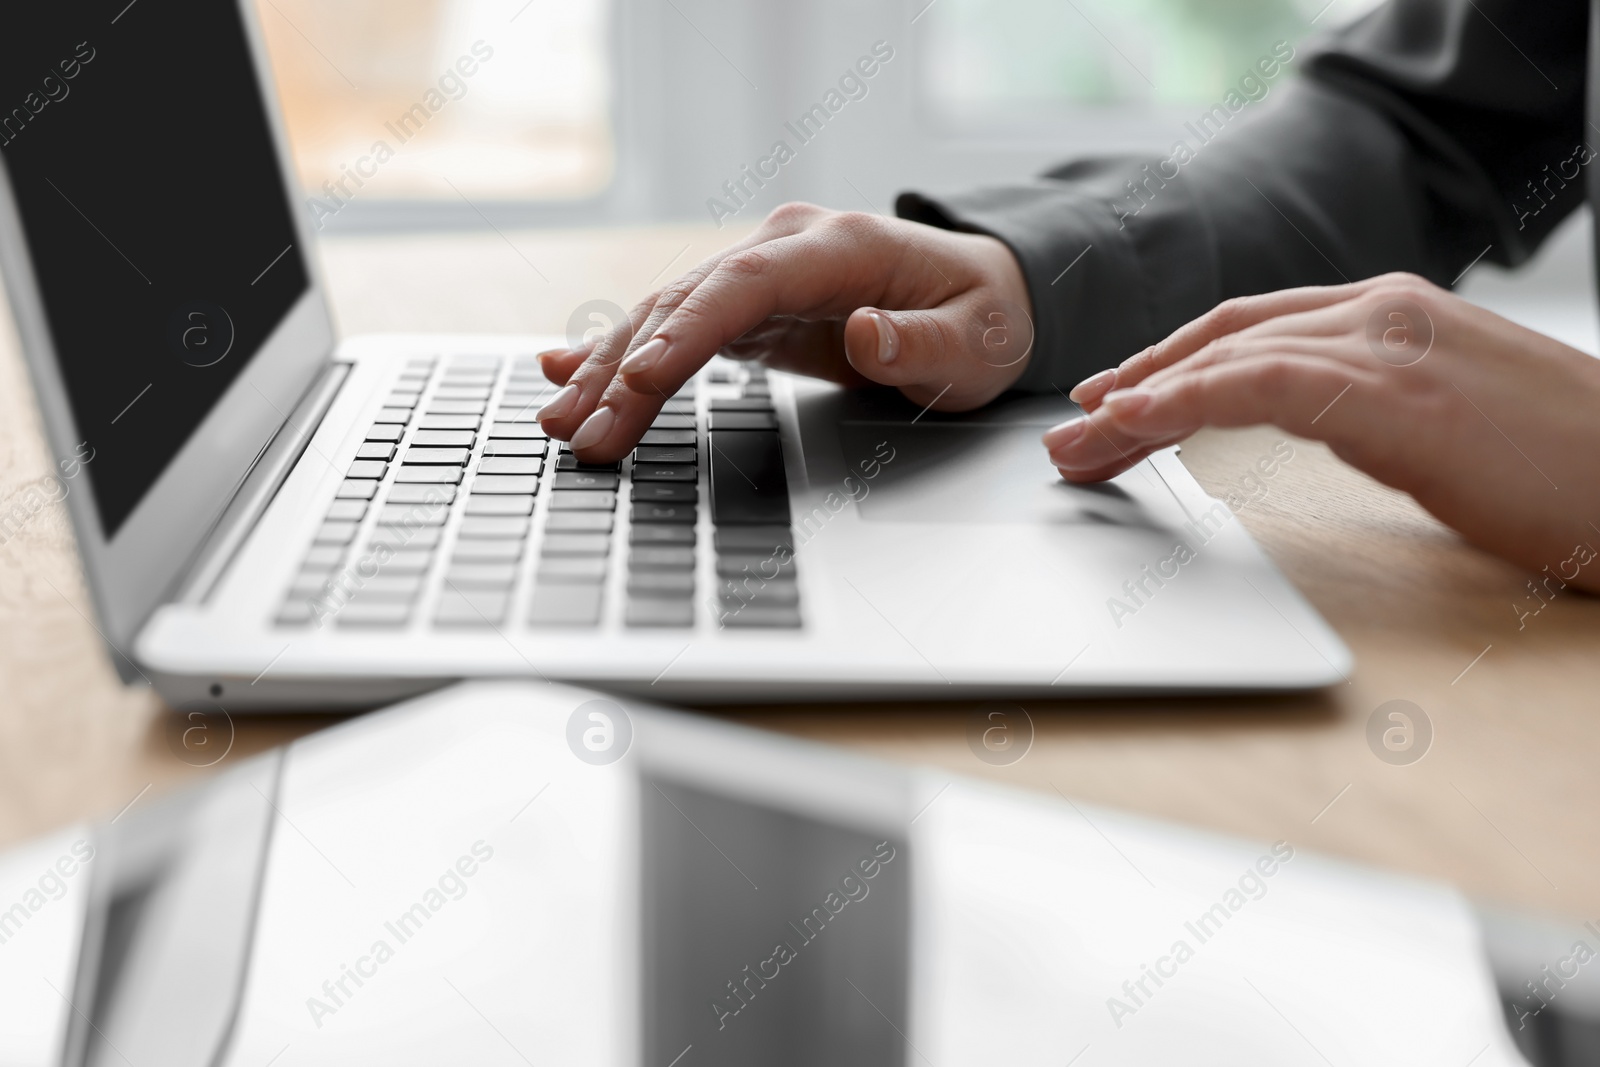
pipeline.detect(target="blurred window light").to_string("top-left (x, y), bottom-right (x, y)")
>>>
top-left (917, 0), bottom-right (1390, 125)
top-left (252, 0), bottom-right (613, 206)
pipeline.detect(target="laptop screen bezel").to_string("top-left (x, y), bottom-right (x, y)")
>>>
top-left (0, 0), bottom-right (335, 663)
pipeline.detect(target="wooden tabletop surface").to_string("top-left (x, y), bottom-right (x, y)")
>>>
top-left (1, 224), bottom-right (1595, 925)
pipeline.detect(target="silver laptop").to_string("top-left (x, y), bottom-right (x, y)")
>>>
top-left (0, 681), bottom-right (1554, 1066)
top-left (0, 2), bottom-right (1349, 709)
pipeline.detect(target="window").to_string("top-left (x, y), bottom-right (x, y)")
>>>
top-left (917, 0), bottom-right (1389, 129)
top-left (251, 0), bottom-right (613, 209)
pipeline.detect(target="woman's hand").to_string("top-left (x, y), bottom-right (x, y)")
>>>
top-left (1044, 273), bottom-right (1600, 591)
top-left (536, 202), bottom-right (1034, 461)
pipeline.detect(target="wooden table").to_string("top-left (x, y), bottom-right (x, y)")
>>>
top-left (2, 224), bottom-right (1596, 925)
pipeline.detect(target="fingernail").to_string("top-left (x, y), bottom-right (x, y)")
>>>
top-left (1068, 369), bottom-right (1116, 403)
top-left (1101, 389), bottom-right (1153, 419)
top-left (537, 383), bottom-right (579, 421)
top-left (1042, 418), bottom-right (1086, 451)
top-left (570, 405), bottom-right (616, 451)
top-left (619, 337), bottom-right (667, 376)
top-left (868, 310), bottom-right (899, 364)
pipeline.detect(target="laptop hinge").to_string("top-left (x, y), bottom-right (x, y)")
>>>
top-left (173, 360), bottom-right (351, 606)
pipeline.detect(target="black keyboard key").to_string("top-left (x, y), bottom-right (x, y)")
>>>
top-left (659, 399), bottom-right (697, 415)
top-left (719, 577), bottom-right (800, 606)
top-left (709, 398), bottom-right (775, 412)
top-left (358, 442), bottom-right (397, 461)
top-left (632, 464), bottom-right (697, 482)
top-left (631, 546), bottom-right (695, 569)
top-left (717, 552), bottom-right (796, 577)
top-left (631, 524), bottom-right (696, 546)
top-left (632, 483), bottom-right (698, 503)
top-left (633, 502), bottom-right (696, 524)
top-left (720, 605), bottom-right (801, 628)
top-left (541, 533), bottom-right (611, 556)
top-left (634, 446), bottom-right (696, 464)
top-left (553, 470), bottom-right (619, 491)
top-left (549, 490), bottom-right (617, 511)
top-left (365, 424), bottom-right (404, 442)
top-left (546, 512), bottom-right (614, 532)
top-left (709, 432), bottom-right (789, 525)
top-left (639, 429), bottom-right (696, 446)
top-left (347, 459), bottom-right (389, 479)
top-left (709, 411), bottom-right (777, 431)
top-left (626, 597), bottom-right (694, 627)
top-left (714, 525), bottom-right (793, 552)
top-left (650, 415), bottom-right (696, 430)
top-left (555, 454), bottom-right (620, 471)
top-left (628, 572), bottom-right (694, 596)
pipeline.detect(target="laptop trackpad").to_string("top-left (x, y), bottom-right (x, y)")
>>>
top-left (833, 421), bottom-right (1150, 526)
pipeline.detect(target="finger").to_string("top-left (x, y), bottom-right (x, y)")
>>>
top-left (537, 346), bottom-right (588, 387)
top-left (543, 219), bottom-right (819, 440)
top-left (1044, 415), bottom-right (1187, 479)
top-left (1091, 279), bottom-right (1388, 399)
top-left (536, 292), bottom-right (659, 435)
top-left (616, 215), bottom-right (961, 397)
top-left (722, 318), bottom-right (872, 387)
top-left (1100, 355), bottom-right (1376, 447)
top-left (837, 295), bottom-right (1020, 408)
top-left (1054, 444), bottom-right (1167, 484)
top-left (1133, 323), bottom-right (1357, 396)
top-left (1067, 368), bottom-right (1118, 409)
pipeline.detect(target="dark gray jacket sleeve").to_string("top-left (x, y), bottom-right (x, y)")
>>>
top-left (897, 0), bottom-right (1590, 391)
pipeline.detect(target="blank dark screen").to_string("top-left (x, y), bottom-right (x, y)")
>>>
top-left (0, 1), bottom-right (308, 537)
top-left (642, 778), bottom-right (910, 1067)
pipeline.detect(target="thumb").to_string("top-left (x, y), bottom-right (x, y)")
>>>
top-left (842, 298), bottom-right (1033, 404)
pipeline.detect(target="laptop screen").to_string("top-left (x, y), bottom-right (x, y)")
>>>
top-left (0, 2), bottom-right (308, 538)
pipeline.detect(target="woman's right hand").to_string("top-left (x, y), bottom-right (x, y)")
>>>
top-left (535, 202), bottom-right (1037, 463)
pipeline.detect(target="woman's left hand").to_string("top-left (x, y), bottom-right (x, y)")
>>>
top-left (1042, 273), bottom-right (1600, 590)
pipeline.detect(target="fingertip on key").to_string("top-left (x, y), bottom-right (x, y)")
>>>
top-left (537, 383), bottom-right (580, 422)
top-left (569, 405), bottom-right (617, 452)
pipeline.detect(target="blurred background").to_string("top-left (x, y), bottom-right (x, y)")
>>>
top-left (251, 0), bottom-right (1390, 231)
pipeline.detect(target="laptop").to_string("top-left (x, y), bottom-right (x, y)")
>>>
top-left (0, 681), bottom-right (1551, 1066)
top-left (0, 1), bottom-right (1350, 709)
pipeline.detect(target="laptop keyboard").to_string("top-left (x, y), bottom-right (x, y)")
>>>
top-left (273, 354), bottom-right (802, 632)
